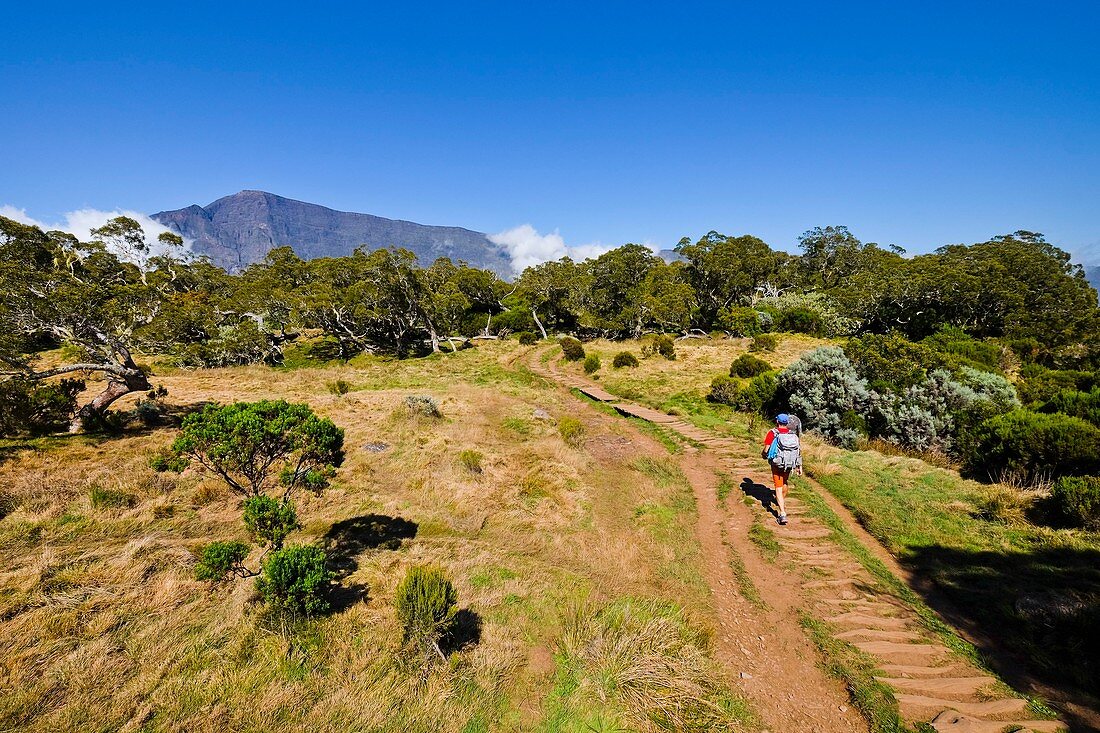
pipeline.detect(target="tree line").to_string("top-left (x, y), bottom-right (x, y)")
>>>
top-left (1, 214), bottom-right (1097, 431)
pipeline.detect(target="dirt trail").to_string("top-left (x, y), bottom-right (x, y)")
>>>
top-left (524, 346), bottom-right (1067, 733)
top-left (526, 349), bottom-right (863, 733)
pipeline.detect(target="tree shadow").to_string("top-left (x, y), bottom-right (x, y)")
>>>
top-left (322, 513), bottom-right (418, 577)
top-left (327, 580), bottom-right (371, 613)
top-left (443, 608), bottom-right (483, 654)
top-left (740, 477), bottom-right (778, 518)
top-left (905, 544), bottom-right (1100, 732)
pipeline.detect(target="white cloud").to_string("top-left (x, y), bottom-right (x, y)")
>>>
top-left (490, 224), bottom-right (622, 274)
top-left (0, 205), bottom-right (192, 261)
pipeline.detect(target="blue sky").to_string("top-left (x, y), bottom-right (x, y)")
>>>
top-left (2, 1), bottom-right (1098, 263)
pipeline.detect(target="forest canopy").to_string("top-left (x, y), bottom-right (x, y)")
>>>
top-left (2, 214), bottom-right (1098, 432)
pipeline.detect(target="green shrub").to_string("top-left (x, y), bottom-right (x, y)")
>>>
top-left (0, 377), bottom-right (84, 437)
top-left (558, 416), bottom-right (585, 446)
top-left (242, 495), bottom-right (300, 549)
top-left (90, 485), bottom-right (136, 510)
top-left (736, 372), bottom-right (779, 414)
top-left (963, 410), bottom-right (1100, 482)
top-left (613, 351), bottom-right (639, 368)
top-left (729, 354), bottom-right (772, 378)
top-left (150, 450), bottom-right (189, 473)
top-left (326, 379), bottom-right (351, 395)
top-left (716, 306), bottom-right (762, 337)
top-left (168, 400), bottom-right (345, 497)
top-left (395, 565), bottom-right (458, 659)
top-left (405, 394), bottom-right (442, 418)
top-left (256, 545), bottom-right (333, 616)
top-left (845, 333), bottom-right (945, 392)
top-left (560, 337), bottom-right (585, 361)
top-left (1017, 365), bottom-right (1098, 405)
top-left (516, 331), bottom-right (538, 345)
top-left (708, 375), bottom-right (739, 406)
top-left (749, 334), bottom-right (778, 352)
top-left (776, 306), bottom-right (823, 336)
top-left (459, 449), bottom-right (483, 474)
top-left (583, 353), bottom-right (601, 374)
top-left (194, 541), bottom-right (250, 581)
top-left (1040, 387), bottom-right (1100, 427)
top-left (653, 334), bottom-right (676, 360)
top-left (922, 325), bottom-right (1003, 370)
top-left (1050, 476), bottom-right (1100, 530)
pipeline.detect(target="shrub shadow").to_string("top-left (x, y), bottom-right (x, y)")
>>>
top-left (740, 477), bottom-right (778, 517)
top-left (322, 514), bottom-right (418, 577)
top-left (443, 608), bottom-right (483, 654)
top-left (905, 544), bottom-right (1100, 731)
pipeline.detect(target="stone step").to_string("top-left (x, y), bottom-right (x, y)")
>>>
top-left (826, 612), bottom-right (908, 629)
top-left (851, 640), bottom-right (949, 666)
top-left (928, 710), bottom-right (1065, 733)
top-left (837, 628), bottom-right (922, 643)
top-left (878, 675), bottom-right (998, 699)
top-left (879, 663), bottom-right (966, 678)
top-left (896, 694), bottom-right (1028, 720)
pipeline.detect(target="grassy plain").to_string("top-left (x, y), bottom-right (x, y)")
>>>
top-left (0, 342), bottom-right (757, 733)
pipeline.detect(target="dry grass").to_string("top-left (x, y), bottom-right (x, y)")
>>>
top-left (0, 341), bottom-right (755, 732)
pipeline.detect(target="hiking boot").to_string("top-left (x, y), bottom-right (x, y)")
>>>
top-left (777, 513), bottom-right (788, 525)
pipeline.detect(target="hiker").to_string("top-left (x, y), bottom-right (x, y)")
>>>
top-left (762, 413), bottom-right (802, 525)
top-left (787, 413), bottom-right (802, 437)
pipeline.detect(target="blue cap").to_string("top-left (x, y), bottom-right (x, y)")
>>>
top-left (776, 413), bottom-right (789, 424)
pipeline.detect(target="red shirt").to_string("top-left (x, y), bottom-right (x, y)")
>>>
top-left (763, 426), bottom-right (789, 449)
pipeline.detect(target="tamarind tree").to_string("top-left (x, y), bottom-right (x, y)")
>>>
top-left (0, 215), bottom-right (178, 431)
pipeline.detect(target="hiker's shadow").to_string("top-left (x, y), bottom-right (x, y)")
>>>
top-left (740, 477), bottom-right (778, 518)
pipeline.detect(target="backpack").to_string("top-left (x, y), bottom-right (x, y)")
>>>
top-left (770, 431), bottom-right (801, 472)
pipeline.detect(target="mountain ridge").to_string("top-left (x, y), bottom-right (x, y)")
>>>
top-left (153, 190), bottom-right (513, 275)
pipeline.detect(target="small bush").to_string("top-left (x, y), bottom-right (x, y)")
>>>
top-left (459, 449), bottom-right (484, 474)
top-left (583, 353), bottom-right (601, 374)
top-left (776, 306), bottom-right (824, 336)
top-left (736, 372), bottom-right (779, 414)
top-left (975, 485), bottom-right (1032, 525)
top-left (613, 351), bottom-right (639, 368)
top-left (558, 416), bottom-right (586, 446)
top-left (152, 502), bottom-right (175, 519)
top-left (395, 565), bottom-right (458, 659)
top-left (716, 306), bottom-right (763, 337)
top-left (150, 450), bottom-right (188, 473)
top-left (405, 394), bottom-right (442, 418)
top-left (0, 377), bottom-right (84, 437)
top-left (242, 496), bottom-right (300, 549)
top-left (749, 334), bottom-right (778, 352)
top-left (730, 354), bottom-right (772, 378)
top-left (90, 485), bottom-right (136, 510)
top-left (327, 379), bottom-right (351, 396)
top-left (0, 490), bottom-right (19, 520)
top-left (560, 337), bottom-right (585, 362)
top-left (194, 541), bottom-right (250, 581)
top-left (256, 544), bottom-right (333, 616)
top-left (652, 334), bottom-right (676, 360)
top-left (708, 375), bottom-right (740, 406)
top-left (1050, 476), bottom-right (1100, 530)
top-left (516, 331), bottom-right (538, 345)
top-left (1041, 387), bottom-right (1100, 427)
top-left (963, 410), bottom-right (1100, 482)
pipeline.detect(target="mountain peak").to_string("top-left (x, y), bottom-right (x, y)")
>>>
top-left (153, 192), bottom-right (512, 275)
